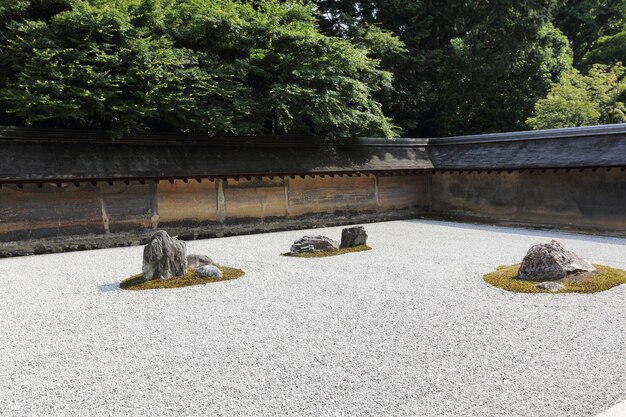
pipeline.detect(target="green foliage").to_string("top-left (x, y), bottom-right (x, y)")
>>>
top-left (527, 63), bottom-right (626, 129)
top-left (527, 71), bottom-right (601, 129)
top-left (313, 0), bottom-right (571, 136)
top-left (2, 0), bottom-right (624, 137)
top-left (430, 22), bottom-right (572, 136)
top-left (583, 31), bottom-right (626, 68)
top-left (588, 63), bottom-right (626, 123)
top-left (553, 0), bottom-right (626, 68)
top-left (0, 0), bottom-right (396, 136)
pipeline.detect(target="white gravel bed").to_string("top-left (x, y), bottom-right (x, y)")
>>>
top-left (0, 219), bottom-right (625, 417)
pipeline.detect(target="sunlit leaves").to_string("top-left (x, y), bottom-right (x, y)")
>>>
top-left (527, 63), bottom-right (626, 129)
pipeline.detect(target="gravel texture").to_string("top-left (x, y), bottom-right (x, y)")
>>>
top-left (0, 220), bottom-right (624, 417)
top-left (596, 399), bottom-right (626, 417)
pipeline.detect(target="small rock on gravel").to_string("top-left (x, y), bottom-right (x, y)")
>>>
top-left (187, 254), bottom-right (214, 268)
top-left (536, 281), bottom-right (565, 291)
top-left (290, 236), bottom-right (339, 254)
top-left (197, 265), bottom-right (223, 278)
top-left (518, 239), bottom-right (595, 281)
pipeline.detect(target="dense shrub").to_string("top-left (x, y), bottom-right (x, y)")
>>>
top-left (0, 0), bottom-right (396, 137)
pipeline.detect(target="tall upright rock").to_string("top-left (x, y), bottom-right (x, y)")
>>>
top-left (340, 226), bottom-right (368, 248)
top-left (142, 231), bottom-right (188, 280)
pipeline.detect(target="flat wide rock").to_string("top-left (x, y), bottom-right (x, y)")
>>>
top-left (518, 240), bottom-right (595, 281)
top-left (142, 231), bottom-right (187, 280)
top-left (290, 236), bottom-right (340, 254)
top-left (340, 226), bottom-right (368, 248)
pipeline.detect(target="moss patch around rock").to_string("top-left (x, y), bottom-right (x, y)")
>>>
top-left (120, 266), bottom-right (245, 290)
top-left (483, 263), bottom-right (626, 293)
top-left (282, 245), bottom-right (372, 258)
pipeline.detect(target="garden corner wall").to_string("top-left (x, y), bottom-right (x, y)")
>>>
top-left (0, 124), bottom-right (625, 256)
top-left (430, 169), bottom-right (626, 235)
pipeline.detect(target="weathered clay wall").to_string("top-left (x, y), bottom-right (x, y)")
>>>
top-left (430, 169), bottom-right (626, 236)
top-left (2, 168), bottom-right (625, 256)
top-left (0, 174), bottom-right (430, 252)
top-left (2, 124), bottom-right (626, 256)
top-left (0, 182), bottom-right (162, 242)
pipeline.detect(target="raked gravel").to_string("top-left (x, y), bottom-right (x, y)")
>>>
top-left (1, 220), bottom-right (625, 417)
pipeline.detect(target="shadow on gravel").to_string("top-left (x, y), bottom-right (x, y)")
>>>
top-left (97, 283), bottom-right (121, 292)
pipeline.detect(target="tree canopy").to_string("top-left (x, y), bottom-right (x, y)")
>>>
top-left (527, 63), bottom-right (626, 129)
top-left (553, 0), bottom-right (626, 68)
top-left (583, 31), bottom-right (626, 68)
top-left (0, 0), bottom-right (396, 136)
top-left (1, 0), bottom-right (625, 137)
top-left (312, 0), bottom-right (574, 136)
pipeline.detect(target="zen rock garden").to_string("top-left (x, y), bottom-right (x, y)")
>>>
top-left (120, 230), bottom-right (244, 290)
top-left (484, 239), bottom-right (626, 293)
top-left (6, 221), bottom-right (626, 417)
top-left (122, 226), bottom-right (374, 289)
top-left (121, 227), bottom-right (625, 293)
top-left (287, 226), bottom-right (371, 257)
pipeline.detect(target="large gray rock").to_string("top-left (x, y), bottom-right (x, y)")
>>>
top-left (187, 254), bottom-right (215, 268)
top-left (518, 240), bottom-right (595, 281)
top-left (290, 235), bottom-right (340, 254)
top-left (197, 265), bottom-right (223, 278)
top-left (340, 226), bottom-right (368, 248)
top-left (142, 231), bottom-right (187, 280)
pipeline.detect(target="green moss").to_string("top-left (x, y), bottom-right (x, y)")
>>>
top-left (483, 263), bottom-right (626, 293)
top-left (120, 266), bottom-right (245, 290)
top-left (282, 245), bottom-right (372, 258)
